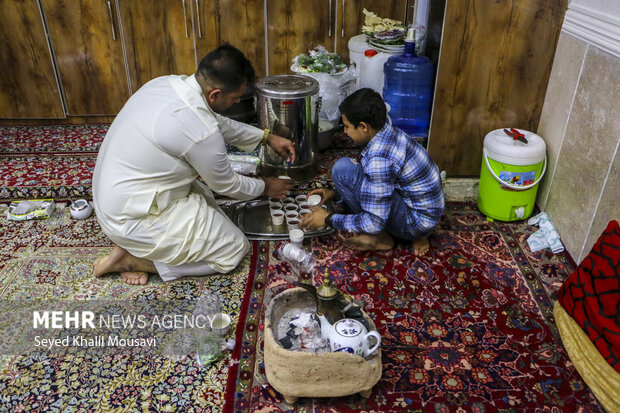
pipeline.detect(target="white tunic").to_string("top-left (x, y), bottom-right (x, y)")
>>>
top-left (92, 75), bottom-right (263, 273)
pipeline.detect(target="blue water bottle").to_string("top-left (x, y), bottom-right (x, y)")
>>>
top-left (382, 25), bottom-right (434, 136)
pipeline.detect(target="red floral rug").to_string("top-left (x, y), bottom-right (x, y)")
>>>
top-left (0, 125), bottom-right (107, 201)
top-left (0, 125), bottom-right (604, 411)
top-left (230, 204), bottom-right (603, 412)
top-left (0, 125), bottom-right (354, 202)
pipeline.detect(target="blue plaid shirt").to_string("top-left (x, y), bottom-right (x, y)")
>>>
top-left (332, 124), bottom-right (444, 236)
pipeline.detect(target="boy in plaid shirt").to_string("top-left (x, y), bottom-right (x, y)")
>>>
top-left (301, 88), bottom-right (444, 255)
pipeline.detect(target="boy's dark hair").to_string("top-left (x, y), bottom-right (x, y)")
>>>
top-left (339, 88), bottom-right (386, 130)
top-left (197, 43), bottom-right (256, 92)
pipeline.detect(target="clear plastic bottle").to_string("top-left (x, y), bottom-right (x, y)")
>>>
top-left (193, 291), bottom-right (222, 322)
top-left (279, 243), bottom-right (316, 274)
top-left (195, 333), bottom-right (236, 368)
top-left (382, 24), bottom-right (434, 136)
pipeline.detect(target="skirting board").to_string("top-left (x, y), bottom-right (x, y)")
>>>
top-left (443, 178), bottom-right (479, 202)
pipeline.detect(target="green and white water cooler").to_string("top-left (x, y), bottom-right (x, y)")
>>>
top-left (477, 128), bottom-right (547, 221)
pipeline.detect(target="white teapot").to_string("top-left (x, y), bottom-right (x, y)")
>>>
top-left (317, 313), bottom-right (381, 357)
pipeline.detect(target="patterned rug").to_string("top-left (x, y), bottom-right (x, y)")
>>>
top-left (0, 125), bottom-right (604, 412)
top-left (0, 205), bottom-right (259, 411)
top-left (232, 205), bottom-right (603, 412)
top-left (0, 125), bottom-right (354, 202)
top-left (0, 125), bottom-right (106, 201)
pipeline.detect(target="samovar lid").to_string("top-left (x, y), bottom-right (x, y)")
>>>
top-left (256, 74), bottom-right (319, 99)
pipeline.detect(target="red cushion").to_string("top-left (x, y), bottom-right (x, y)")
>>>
top-left (557, 220), bottom-right (620, 372)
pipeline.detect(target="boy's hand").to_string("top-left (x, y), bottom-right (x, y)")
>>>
top-left (301, 207), bottom-right (330, 230)
top-left (263, 177), bottom-right (293, 199)
top-left (306, 188), bottom-right (335, 204)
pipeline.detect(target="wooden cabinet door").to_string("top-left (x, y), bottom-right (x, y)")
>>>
top-left (266, 0), bottom-right (334, 76)
top-left (120, 0), bottom-right (202, 92)
top-left (335, 0), bottom-right (407, 59)
top-left (42, 0), bottom-right (130, 116)
top-left (0, 0), bottom-right (64, 118)
top-left (219, 0), bottom-right (266, 77)
top-left (193, 0), bottom-right (224, 66)
top-left (427, 0), bottom-right (567, 176)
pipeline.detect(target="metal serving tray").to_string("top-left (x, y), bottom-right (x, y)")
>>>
top-left (223, 199), bottom-right (334, 241)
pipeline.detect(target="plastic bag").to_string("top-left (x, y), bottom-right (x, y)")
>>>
top-left (228, 154), bottom-right (260, 175)
top-left (291, 46), bottom-right (357, 123)
top-left (278, 243), bottom-right (316, 274)
top-left (8, 199), bottom-right (55, 221)
top-left (195, 333), bottom-right (236, 368)
top-left (307, 70), bottom-right (357, 122)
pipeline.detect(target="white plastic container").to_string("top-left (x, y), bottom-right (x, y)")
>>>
top-left (289, 228), bottom-right (304, 246)
top-left (271, 210), bottom-right (285, 225)
top-left (350, 34), bottom-right (407, 94)
top-left (359, 49), bottom-right (403, 95)
top-left (306, 194), bottom-right (322, 207)
top-left (348, 35), bottom-right (368, 89)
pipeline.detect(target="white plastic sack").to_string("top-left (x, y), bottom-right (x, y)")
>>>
top-left (303, 69), bottom-right (357, 122)
top-left (291, 45), bottom-right (357, 123)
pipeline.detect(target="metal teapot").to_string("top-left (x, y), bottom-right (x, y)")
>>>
top-left (317, 313), bottom-right (381, 357)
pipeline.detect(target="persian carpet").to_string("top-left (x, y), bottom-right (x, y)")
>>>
top-left (0, 125), bottom-right (605, 412)
top-left (0, 205), bottom-right (263, 411)
top-left (231, 204), bottom-right (604, 412)
top-left (0, 125), bottom-right (107, 200)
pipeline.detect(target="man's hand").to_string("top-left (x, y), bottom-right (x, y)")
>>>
top-left (263, 177), bottom-right (293, 199)
top-left (301, 207), bottom-right (329, 231)
top-left (306, 188), bottom-right (336, 205)
top-left (267, 134), bottom-right (296, 164)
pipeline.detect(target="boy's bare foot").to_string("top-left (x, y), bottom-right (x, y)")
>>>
top-left (412, 237), bottom-right (430, 256)
top-left (120, 272), bottom-right (149, 285)
top-left (93, 245), bottom-right (156, 278)
top-left (344, 231), bottom-right (395, 251)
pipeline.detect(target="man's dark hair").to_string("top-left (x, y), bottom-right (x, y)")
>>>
top-left (197, 43), bottom-right (256, 92)
top-left (339, 88), bottom-right (386, 130)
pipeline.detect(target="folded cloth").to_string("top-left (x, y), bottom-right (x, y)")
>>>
top-left (527, 212), bottom-right (564, 253)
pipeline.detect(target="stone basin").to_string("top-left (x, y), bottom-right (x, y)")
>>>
top-left (264, 287), bottom-right (382, 404)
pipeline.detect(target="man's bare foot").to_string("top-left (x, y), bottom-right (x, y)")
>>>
top-left (93, 246), bottom-right (128, 277)
top-left (93, 245), bottom-right (156, 278)
top-left (344, 231), bottom-right (395, 251)
top-left (412, 237), bottom-right (430, 256)
top-left (120, 272), bottom-right (149, 285)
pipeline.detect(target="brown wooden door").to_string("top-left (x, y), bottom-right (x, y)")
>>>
top-left (335, 0), bottom-right (408, 59)
top-left (193, 0), bottom-right (223, 65)
top-left (42, 0), bottom-right (129, 116)
top-left (427, 0), bottom-right (567, 176)
top-left (0, 0), bottom-right (64, 118)
top-left (266, 0), bottom-right (334, 76)
top-left (120, 0), bottom-right (202, 92)
top-left (218, 0), bottom-right (266, 77)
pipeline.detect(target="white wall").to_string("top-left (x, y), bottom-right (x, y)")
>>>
top-left (537, 0), bottom-right (620, 262)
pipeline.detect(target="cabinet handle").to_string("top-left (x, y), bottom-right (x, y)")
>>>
top-left (341, 0), bottom-right (345, 37)
top-left (328, 0), bottom-right (332, 37)
top-left (107, 1), bottom-right (116, 41)
top-left (182, 0), bottom-right (189, 38)
top-left (195, 0), bottom-right (202, 38)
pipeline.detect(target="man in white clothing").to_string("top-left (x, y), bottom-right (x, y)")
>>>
top-left (92, 44), bottom-right (295, 285)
